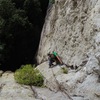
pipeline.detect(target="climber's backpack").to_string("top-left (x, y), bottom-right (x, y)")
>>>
top-left (52, 51), bottom-right (58, 57)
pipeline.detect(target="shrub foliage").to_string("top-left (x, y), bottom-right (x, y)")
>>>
top-left (14, 64), bottom-right (44, 86)
top-left (61, 67), bottom-right (68, 74)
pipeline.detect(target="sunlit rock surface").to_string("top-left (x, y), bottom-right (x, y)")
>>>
top-left (0, 71), bottom-right (70, 100)
top-left (37, 0), bottom-right (100, 100)
top-left (36, 62), bottom-right (100, 100)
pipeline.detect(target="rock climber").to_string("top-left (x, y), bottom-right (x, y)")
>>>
top-left (47, 51), bottom-right (63, 68)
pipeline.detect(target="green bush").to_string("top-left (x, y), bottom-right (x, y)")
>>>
top-left (61, 67), bottom-right (68, 74)
top-left (14, 64), bottom-right (44, 86)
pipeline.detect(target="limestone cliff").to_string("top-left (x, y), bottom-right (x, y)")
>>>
top-left (37, 0), bottom-right (100, 67)
top-left (36, 0), bottom-right (100, 100)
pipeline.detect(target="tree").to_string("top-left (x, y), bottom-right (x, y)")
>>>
top-left (24, 0), bottom-right (43, 27)
top-left (39, 0), bottom-right (49, 17)
top-left (0, 0), bottom-right (47, 71)
top-left (0, 0), bottom-right (35, 70)
top-left (0, 0), bottom-right (15, 20)
top-left (11, 0), bottom-right (25, 9)
top-left (2, 9), bottom-right (35, 69)
top-left (0, 0), bottom-right (16, 68)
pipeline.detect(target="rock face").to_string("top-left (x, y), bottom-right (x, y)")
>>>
top-left (36, 62), bottom-right (100, 100)
top-left (36, 0), bottom-right (100, 100)
top-left (0, 71), bottom-right (37, 100)
top-left (0, 63), bottom-right (100, 100)
top-left (0, 71), bottom-right (71, 100)
top-left (37, 0), bottom-right (100, 67)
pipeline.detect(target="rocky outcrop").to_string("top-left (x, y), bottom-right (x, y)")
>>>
top-left (0, 71), bottom-right (71, 100)
top-left (0, 71), bottom-right (37, 100)
top-left (36, 0), bottom-right (100, 100)
top-left (0, 62), bottom-right (100, 100)
top-left (36, 62), bottom-right (100, 100)
top-left (37, 0), bottom-right (100, 69)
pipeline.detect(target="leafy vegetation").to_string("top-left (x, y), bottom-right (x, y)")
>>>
top-left (14, 64), bottom-right (44, 86)
top-left (0, 0), bottom-right (49, 71)
top-left (61, 67), bottom-right (68, 74)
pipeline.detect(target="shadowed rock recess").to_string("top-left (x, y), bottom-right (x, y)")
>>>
top-left (0, 0), bottom-right (100, 100)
